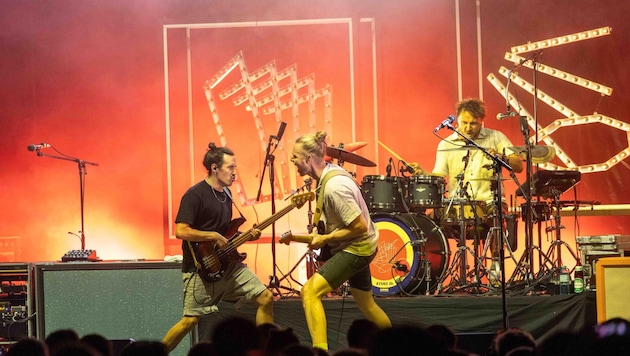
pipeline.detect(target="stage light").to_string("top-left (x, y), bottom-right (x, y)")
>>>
top-left (503, 53), bottom-right (613, 96)
top-left (510, 26), bottom-right (612, 54)
top-left (489, 69), bottom-right (630, 173)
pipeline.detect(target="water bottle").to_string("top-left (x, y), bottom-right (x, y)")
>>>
top-left (574, 265), bottom-right (584, 293)
top-left (559, 265), bottom-right (571, 295)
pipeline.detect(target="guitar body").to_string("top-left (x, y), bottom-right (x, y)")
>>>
top-left (194, 217), bottom-right (246, 283)
top-left (194, 192), bottom-right (315, 283)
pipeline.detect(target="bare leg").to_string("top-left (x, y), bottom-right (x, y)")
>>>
top-left (162, 315), bottom-right (199, 353)
top-left (301, 273), bottom-right (334, 349)
top-left (350, 287), bottom-right (392, 329)
top-left (253, 288), bottom-right (274, 325)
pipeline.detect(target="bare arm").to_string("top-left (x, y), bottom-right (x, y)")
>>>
top-left (175, 222), bottom-right (229, 249)
top-left (309, 214), bottom-right (368, 250)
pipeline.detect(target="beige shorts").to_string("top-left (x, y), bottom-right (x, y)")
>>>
top-left (182, 263), bottom-right (267, 317)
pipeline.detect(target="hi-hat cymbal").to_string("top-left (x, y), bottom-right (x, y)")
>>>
top-left (326, 146), bottom-right (377, 167)
top-left (467, 176), bottom-right (511, 182)
top-left (507, 145), bottom-right (556, 163)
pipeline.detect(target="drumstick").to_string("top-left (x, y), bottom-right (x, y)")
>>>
top-left (377, 140), bottom-right (428, 173)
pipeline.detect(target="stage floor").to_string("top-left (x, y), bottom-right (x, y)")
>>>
top-left (197, 291), bottom-right (597, 354)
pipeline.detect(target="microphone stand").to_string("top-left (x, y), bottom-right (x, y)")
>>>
top-left (257, 134), bottom-right (282, 296)
top-left (34, 148), bottom-right (99, 257)
top-left (256, 122), bottom-right (288, 297)
top-left (443, 123), bottom-right (513, 329)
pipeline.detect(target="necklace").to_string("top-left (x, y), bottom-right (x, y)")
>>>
top-left (212, 187), bottom-right (227, 203)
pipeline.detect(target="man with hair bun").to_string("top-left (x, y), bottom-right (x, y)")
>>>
top-left (162, 143), bottom-right (273, 353)
top-left (290, 131), bottom-right (392, 352)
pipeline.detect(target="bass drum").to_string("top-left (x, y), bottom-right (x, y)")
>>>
top-left (370, 213), bottom-right (450, 296)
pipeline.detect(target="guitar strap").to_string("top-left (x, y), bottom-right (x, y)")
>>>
top-left (312, 169), bottom-right (355, 229)
top-left (187, 187), bottom-right (244, 272)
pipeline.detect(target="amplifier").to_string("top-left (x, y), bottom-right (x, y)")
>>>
top-left (581, 250), bottom-right (624, 290)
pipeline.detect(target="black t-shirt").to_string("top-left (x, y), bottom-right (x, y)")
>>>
top-left (175, 180), bottom-right (232, 272)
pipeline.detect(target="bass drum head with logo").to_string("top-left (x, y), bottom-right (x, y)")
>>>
top-left (370, 213), bottom-right (450, 296)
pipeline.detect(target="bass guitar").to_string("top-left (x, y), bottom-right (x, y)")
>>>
top-left (195, 192), bottom-right (314, 282)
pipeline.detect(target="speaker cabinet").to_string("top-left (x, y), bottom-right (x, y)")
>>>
top-left (596, 256), bottom-right (630, 323)
top-left (33, 261), bottom-right (190, 356)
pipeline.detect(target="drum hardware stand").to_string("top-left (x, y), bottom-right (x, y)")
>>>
top-left (387, 234), bottom-right (428, 296)
top-left (507, 200), bottom-right (547, 292)
top-left (537, 189), bottom-right (579, 278)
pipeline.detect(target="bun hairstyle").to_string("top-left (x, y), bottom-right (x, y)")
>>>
top-left (203, 142), bottom-right (234, 173)
top-left (295, 131), bottom-right (328, 159)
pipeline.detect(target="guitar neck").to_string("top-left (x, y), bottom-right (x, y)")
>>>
top-left (279, 231), bottom-right (312, 245)
top-left (230, 201), bottom-right (297, 248)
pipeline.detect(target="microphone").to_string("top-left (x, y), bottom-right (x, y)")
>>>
top-left (386, 157), bottom-right (393, 177)
top-left (400, 160), bottom-right (415, 174)
top-left (496, 111), bottom-right (519, 120)
top-left (393, 262), bottom-right (408, 272)
top-left (27, 143), bottom-right (51, 151)
top-left (273, 121), bottom-right (287, 141)
top-left (433, 115), bottom-right (456, 132)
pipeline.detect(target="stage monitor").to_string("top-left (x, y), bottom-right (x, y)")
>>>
top-left (33, 261), bottom-right (191, 356)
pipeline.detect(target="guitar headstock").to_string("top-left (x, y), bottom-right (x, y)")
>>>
top-left (291, 192), bottom-right (315, 208)
top-left (279, 230), bottom-right (292, 245)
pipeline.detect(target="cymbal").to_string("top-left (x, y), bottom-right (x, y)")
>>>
top-left (507, 145), bottom-right (556, 163)
top-left (467, 176), bottom-right (511, 182)
top-left (326, 146), bottom-right (377, 167)
top-left (437, 145), bottom-right (480, 152)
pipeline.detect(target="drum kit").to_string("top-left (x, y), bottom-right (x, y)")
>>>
top-left (313, 142), bottom-right (577, 297)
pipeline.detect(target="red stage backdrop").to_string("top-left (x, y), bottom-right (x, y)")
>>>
top-left (1, 0), bottom-right (629, 283)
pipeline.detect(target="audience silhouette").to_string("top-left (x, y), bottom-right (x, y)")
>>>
top-left (5, 316), bottom-right (629, 356)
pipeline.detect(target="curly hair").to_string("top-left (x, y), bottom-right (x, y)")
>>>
top-left (456, 98), bottom-right (486, 120)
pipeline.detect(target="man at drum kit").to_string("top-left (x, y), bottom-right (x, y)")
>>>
top-left (412, 98), bottom-right (523, 286)
top-left (290, 131), bottom-right (392, 352)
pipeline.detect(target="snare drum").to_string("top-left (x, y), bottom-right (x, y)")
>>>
top-left (361, 175), bottom-right (407, 212)
top-left (406, 175), bottom-right (446, 210)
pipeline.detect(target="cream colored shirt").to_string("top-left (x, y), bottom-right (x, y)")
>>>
top-left (319, 164), bottom-right (378, 256)
top-left (432, 127), bottom-right (514, 204)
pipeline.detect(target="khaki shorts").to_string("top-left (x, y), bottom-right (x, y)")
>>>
top-left (182, 263), bottom-right (267, 317)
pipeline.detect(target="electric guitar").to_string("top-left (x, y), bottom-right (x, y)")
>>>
top-left (279, 229), bottom-right (333, 261)
top-left (195, 192), bottom-right (314, 282)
